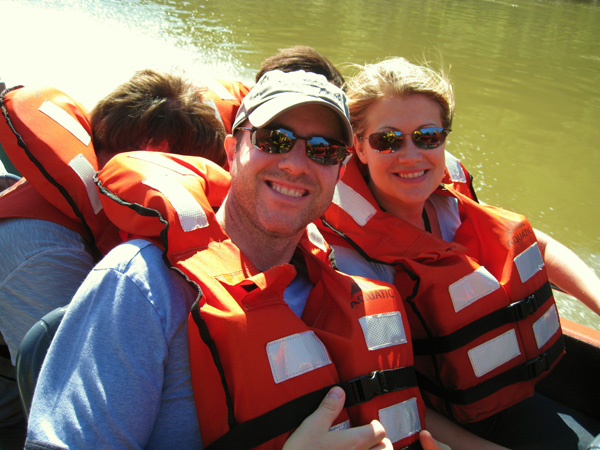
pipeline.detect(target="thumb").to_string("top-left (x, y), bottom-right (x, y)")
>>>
top-left (303, 386), bottom-right (346, 431)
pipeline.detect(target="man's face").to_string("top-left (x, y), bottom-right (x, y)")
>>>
top-left (226, 103), bottom-right (344, 240)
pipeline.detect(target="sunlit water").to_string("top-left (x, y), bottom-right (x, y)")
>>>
top-left (2, 0), bottom-right (599, 329)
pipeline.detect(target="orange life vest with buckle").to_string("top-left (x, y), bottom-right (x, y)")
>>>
top-left (0, 85), bottom-right (120, 257)
top-left (318, 158), bottom-right (564, 424)
top-left (96, 151), bottom-right (426, 450)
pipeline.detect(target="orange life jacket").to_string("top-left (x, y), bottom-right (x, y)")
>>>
top-left (96, 151), bottom-right (426, 449)
top-left (441, 151), bottom-right (478, 201)
top-left (0, 85), bottom-right (120, 257)
top-left (201, 78), bottom-right (251, 134)
top-left (318, 158), bottom-right (564, 423)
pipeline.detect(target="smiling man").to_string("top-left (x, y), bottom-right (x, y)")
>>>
top-left (25, 70), bottom-right (437, 450)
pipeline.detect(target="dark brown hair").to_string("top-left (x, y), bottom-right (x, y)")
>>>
top-left (91, 69), bottom-right (226, 167)
top-left (256, 46), bottom-right (344, 88)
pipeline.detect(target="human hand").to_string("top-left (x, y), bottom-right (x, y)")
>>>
top-left (283, 386), bottom-right (392, 450)
top-left (419, 429), bottom-right (452, 450)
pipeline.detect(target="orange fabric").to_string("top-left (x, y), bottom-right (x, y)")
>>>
top-left (319, 158), bottom-right (564, 423)
top-left (202, 79), bottom-right (251, 134)
top-left (97, 151), bottom-right (425, 449)
top-left (0, 85), bottom-right (120, 255)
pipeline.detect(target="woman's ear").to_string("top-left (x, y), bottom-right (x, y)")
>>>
top-left (354, 134), bottom-right (369, 164)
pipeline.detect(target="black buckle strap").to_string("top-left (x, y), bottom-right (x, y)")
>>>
top-left (206, 367), bottom-right (419, 450)
top-left (342, 367), bottom-right (418, 407)
top-left (413, 281), bottom-right (553, 355)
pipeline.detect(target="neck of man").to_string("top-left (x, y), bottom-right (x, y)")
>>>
top-left (216, 196), bottom-right (303, 272)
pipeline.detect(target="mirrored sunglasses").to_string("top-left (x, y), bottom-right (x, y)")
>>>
top-left (238, 127), bottom-right (348, 166)
top-left (359, 127), bottom-right (451, 153)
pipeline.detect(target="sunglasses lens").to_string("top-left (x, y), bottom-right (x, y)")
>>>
top-left (306, 137), bottom-right (346, 165)
top-left (413, 127), bottom-right (447, 149)
top-left (254, 128), bottom-right (295, 154)
top-left (253, 128), bottom-right (346, 165)
top-left (369, 131), bottom-right (404, 153)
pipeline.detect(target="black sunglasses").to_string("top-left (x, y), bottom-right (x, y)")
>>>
top-left (358, 127), bottom-right (451, 153)
top-left (238, 127), bottom-right (348, 166)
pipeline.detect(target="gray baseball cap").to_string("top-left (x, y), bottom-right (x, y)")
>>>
top-left (232, 70), bottom-right (353, 147)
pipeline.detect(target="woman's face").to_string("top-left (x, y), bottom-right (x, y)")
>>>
top-left (354, 94), bottom-right (447, 217)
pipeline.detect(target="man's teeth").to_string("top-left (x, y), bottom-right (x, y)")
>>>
top-left (399, 171), bottom-right (425, 179)
top-left (271, 182), bottom-right (305, 197)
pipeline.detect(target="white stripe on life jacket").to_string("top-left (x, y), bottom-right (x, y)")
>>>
top-left (359, 312), bottom-right (407, 351)
top-left (69, 154), bottom-right (102, 214)
top-left (142, 174), bottom-right (208, 232)
top-left (266, 331), bottom-right (332, 384)
top-left (448, 266), bottom-right (501, 313)
top-left (379, 397), bottom-right (421, 443)
top-left (332, 180), bottom-right (377, 226)
top-left (126, 153), bottom-right (199, 176)
top-left (514, 242), bottom-right (545, 283)
top-left (38, 100), bottom-right (91, 146)
top-left (306, 222), bottom-right (328, 253)
top-left (533, 304), bottom-right (560, 349)
top-left (468, 329), bottom-right (521, 377)
top-left (444, 151), bottom-right (467, 183)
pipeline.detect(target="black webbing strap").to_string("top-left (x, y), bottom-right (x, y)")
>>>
top-left (413, 282), bottom-right (553, 355)
top-left (206, 367), bottom-right (418, 450)
top-left (417, 334), bottom-right (565, 405)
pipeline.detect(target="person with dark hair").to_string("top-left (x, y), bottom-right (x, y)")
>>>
top-left (256, 45), bottom-right (345, 88)
top-left (0, 68), bottom-right (229, 449)
top-left (91, 68), bottom-right (228, 167)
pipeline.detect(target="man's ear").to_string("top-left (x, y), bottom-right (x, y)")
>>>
top-left (224, 134), bottom-right (237, 168)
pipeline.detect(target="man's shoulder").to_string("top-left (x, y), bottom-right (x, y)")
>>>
top-left (95, 239), bottom-right (165, 273)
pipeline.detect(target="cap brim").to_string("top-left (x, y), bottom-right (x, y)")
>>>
top-left (247, 95), bottom-right (353, 147)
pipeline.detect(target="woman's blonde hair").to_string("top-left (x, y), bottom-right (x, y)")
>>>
top-left (344, 57), bottom-right (455, 136)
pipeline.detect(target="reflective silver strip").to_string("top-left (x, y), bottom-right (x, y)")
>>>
top-left (306, 222), bottom-right (328, 253)
top-left (329, 420), bottom-right (350, 431)
top-left (449, 266), bottom-right (501, 313)
top-left (359, 312), bottom-right (407, 351)
top-left (514, 242), bottom-right (545, 283)
top-left (203, 79), bottom-right (237, 100)
top-left (468, 329), bottom-right (521, 377)
top-left (378, 397), bottom-right (421, 443)
top-left (69, 154), bottom-right (102, 214)
top-left (332, 180), bottom-right (377, 226)
top-left (266, 331), bottom-right (331, 384)
top-left (142, 174), bottom-right (208, 232)
top-left (201, 98), bottom-right (225, 128)
top-left (38, 100), bottom-right (91, 146)
top-left (444, 151), bottom-right (467, 183)
top-left (533, 304), bottom-right (560, 349)
top-left (126, 152), bottom-right (198, 176)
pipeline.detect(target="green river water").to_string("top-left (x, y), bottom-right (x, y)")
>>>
top-left (2, 0), bottom-right (599, 328)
